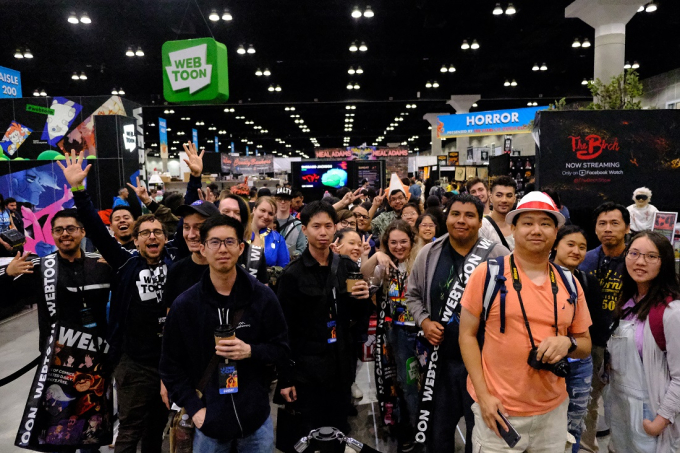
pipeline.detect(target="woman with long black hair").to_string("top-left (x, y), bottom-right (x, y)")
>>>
top-left (606, 231), bottom-right (680, 452)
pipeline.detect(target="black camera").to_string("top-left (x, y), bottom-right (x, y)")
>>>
top-left (527, 348), bottom-right (570, 378)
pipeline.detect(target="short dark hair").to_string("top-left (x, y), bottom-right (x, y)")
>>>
top-left (199, 214), bottom-right (244, 244)
top-left (401, 202), bottom-right (421, 216)
top-left (111, 205), bottom-right (134, 219)
top-left (448, 194), bottom-right (485, 220)
top-left (207, 183), bottom-right (219, 194)
top-left (336, 187), bottom-right (351, 198)
top-left (415, 213), bottom-right (440, 236)
top-left (466, 177), bottom-right (488, 192)
top-left (4, 197), bottom-right (16, 204)
top-left (219, 194), bottom-right (250, 229)
top-left (292, 191), bottom-right (303, 199)
top-left (443, 191), bottom-right (455, 199)
top-left (300, 201), bottom-right (337, 226)
top-left (257, 187), bottom-right (271, 197)
top-left (593, 201), bottom-right (630, 226)
top-left (550, 224), bottom-right (587, 259)
top-left (51, 209), bottom-right (84, 228)
top-left (333, 227), bottom-right (361, 243)
top-left (132, 214), bottom-right (167, 238)
top-left (542, 189), bottom-right (561, 209)
top-left (490, 175), bottom-right (517, 192)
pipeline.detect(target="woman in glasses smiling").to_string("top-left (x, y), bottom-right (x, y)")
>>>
top-left (606, 231), bottom-right (680, 452)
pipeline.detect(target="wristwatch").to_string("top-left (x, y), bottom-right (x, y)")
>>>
top-left (567, 336), bottom-right (578, 354)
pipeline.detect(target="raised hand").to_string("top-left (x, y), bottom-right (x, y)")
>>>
top-left (330, 237), bottom-right (342, 254)
top-left (127, 176), bottom-right (152, 205)
top-left (197, 188), bottom-right (206, 201)
top-left (183, 142), bottom-right (205, 177)
top-left (372, 188), bottom-right (385, 207)
top-left (361, 235), bottom-right (371, 256)
top-left (56, 151), bottom-right (91, 188)
top-left (7, 251), bottom-right (34, 277)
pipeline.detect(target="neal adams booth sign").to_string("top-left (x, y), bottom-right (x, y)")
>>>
top-left (162, 38), bottom-right (229, 103)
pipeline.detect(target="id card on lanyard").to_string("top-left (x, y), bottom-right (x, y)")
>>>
top-left (326, 254), bottom-right (340, 344)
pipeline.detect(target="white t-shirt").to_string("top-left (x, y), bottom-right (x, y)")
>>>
top-left (627, 204), bottom-right (658, 232)
top-left (479, 216), bottom-right (515, 251)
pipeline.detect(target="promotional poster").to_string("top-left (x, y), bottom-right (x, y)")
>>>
top-left (220, 154), bottom-right (274, 175)
top-left (314, 146), bottom-right (408, 179)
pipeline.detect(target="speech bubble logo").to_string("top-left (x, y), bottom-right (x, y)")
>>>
top-left (165, 44), bottom-right (213, 94)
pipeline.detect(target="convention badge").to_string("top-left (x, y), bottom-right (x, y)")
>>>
top-left (80, 307), bottom-right (97, 329)
top-left (406, 357), bottom-right (419, 385)
top-left (327, 320), bottom-right (337, 344)
top-left (218, 364), bottom-right (239, 394)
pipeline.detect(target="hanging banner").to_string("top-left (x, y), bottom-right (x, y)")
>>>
top-left (192, 128), bottom-right (198, 150)
top-left (437, 106), bottom-right (547, 138)
top-left (0, 65), bottom-right (22, 99)
top-left (314, 147), bottom-right (409, 179)
top-left (214, 136), bottom-right (219, 153)
top-left (221, 154), bottom-right (274, 175)
top-left (447, 151), bottom-right (459, 166)
top-left (158, 118), bottom-right (168, 159)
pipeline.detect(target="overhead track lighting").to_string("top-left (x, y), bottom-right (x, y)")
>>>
top-left (448, 65), bottom-right (456, 72)
top-left (359, 42), bottom-right (368, 51)
top-left (71, 72), bottom-right (79, 80)
top-left (222, 9), bottom-right (233, 20)
top-left (364, 6), bottom-right (374, 17)
top-left (237, 45), bottom-right (246, 54)
top-left (40, 89), bottom-right (47, 96)
top-left (126, 46), bottom-right (135, 57)
top-left (572, 38), bottom-right (581, 48)
top-left (348, 66), bottom-right (356, 75)
top-left (432, 81), bottom-right (439, 88)
top-left (263, 69), bottom-right (271, 76)
top-left (135, 46), bottom-right (144, 57)
top-left (470, 39), bottom-right (480, 49)
top-left (255, 68), bottom-right (263, 76)
top-left (33, 89), bottom-right (40, 97)
top-left (505, 3), bottom-right (516, 14)
top-left (356, 66), bottom-right (364, 74)
top-left (540, 63), bottom-right (547, 71)
top-left (461, 40), bottom-right (470, 50)
top-left (118, 88), bottom-right (125, 95)
top-left (79, 13), bottom-right (91, 24)
top-left (349, 42), bottom-right (358, 52)
top-left (352, 6), bottom-right (362, 18)
top-left (532, 63), bottom-right (539, 71)
top-left (645, 2), bottom-right (657, 12)
top-left (632, 61), bottom-right (640, 69)
top-left (624, 61), bottom-right (631, 69)
top-left (503, 80), bottom-right (510, 87)
top-left (14, 49), bottom-right (23, 59)
top-left (440, 65), bottom-right (447, 73)
top-left (493, 3), bottom-right (503, 15)
top-left (209, 10), bottom-right (220, 21)
top-left (275, 85), bottom-right (281, 92)
top-left (510, 79), bottom-right (517, 86)
top-left (581, 38), bottom-right (591, 48)
top-left (79, 72), bottom-right (87, 80)
top-left (581, 78), bottom-right (589, 85)
top-left (68, 12), bottom-right (79, 24)
top-left (247, 44), bottom-right (256, 54)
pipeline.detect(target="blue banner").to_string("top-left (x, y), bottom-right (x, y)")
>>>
top-left (215, 135), bottom-right (219, 152)
top-left (158, 118), bottom-right (168, 158)
top-left (0, 66), bottom-right (22, 99)
top-left (437, 106), bottom-right (547, 138)
top-left (192, 128), bottom-right (198, 149)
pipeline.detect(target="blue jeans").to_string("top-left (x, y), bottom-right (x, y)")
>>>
top-left (566, 356), bottom-right (593, 452)
top-left (193, 416), bottom-right (274, 453)
top-left (385, 325), bottom-right (419, 433)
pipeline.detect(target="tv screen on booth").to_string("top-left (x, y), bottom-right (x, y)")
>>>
top-left (299, 161), bottom-right (348, 189)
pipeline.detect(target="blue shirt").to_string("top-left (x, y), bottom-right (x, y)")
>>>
top-left (252, 228), bottom-right (290, 267)
top-left (113, 197), bottom-right (130, 208)
top-left (0, 209), bottom-right (10, 233)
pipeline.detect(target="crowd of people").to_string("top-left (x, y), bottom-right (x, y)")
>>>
top-left (1, 143), bottom-right (679, 453)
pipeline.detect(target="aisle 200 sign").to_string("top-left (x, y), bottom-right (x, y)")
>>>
top-left (162, 38), bottom-right (229, 103)
top-left (0, 66), bottom-right (22, 99)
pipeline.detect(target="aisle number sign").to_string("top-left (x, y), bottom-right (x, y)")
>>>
top-left (162, 38), bottom-right (229, 103)
top-left (0, 66), bottom-right (22, 99)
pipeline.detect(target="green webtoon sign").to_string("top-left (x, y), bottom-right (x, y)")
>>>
top-left (162, 38), bottom-right (229, 103)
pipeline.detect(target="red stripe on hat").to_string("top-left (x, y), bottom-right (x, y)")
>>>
top-left (518, 200), bottom-right (558, 212)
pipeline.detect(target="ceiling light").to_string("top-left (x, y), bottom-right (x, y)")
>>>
top-left (632, 61), bottom-right (640, 69)
top-left (493, 3), bottom-right (503, 15)
top-left (505, 3), bottom-right (516, 14)
top-left (472, 103), bottom-right (478, 107)
top-left (581, 78), bottom-right (589, 85)
top-left (353, 83), bottom-right (360, 89)
top-left (348, 66), bottom-right (356, 75)
top-left (275, 85), bottom-right (281, 91)
top-left (68, 11), bottom-right (79, 24)
top-left (440, 65), bottom-right (448, 73)
top-left (624, 61), bottom-right (631, 69)
top-left (461, 40), bottom-right (470, 50)
top-left (349, 42), bottom-right (358, 52)
top-left (356, 66), bottom-right (363, 74)
top-left (532, 63), bottom-right (539, 71)
top-left (638, 5), bottom-right (645, 12)
top-left (352, 6), bottom-right (362, 18)
top-left (79, 13), bottom-right (91, 24)
top-left (71, 72), bottom-right (79, 80)
top-left (112, 89), bottom-right (119, 95)
top-left (222, 9), bottom-right (233, 20)
top-left (471, 40), bottom-right (480, 49)
top-left (425, 81), bottom-right (432, 88)
top-left (23, 49), bottom-right (33, 58)
top-left (268, 85), bottom-right (275, 92)
top-left (263, 68), bottom-right (271, 76)
top-left (209, 9), bottom-right (220, 21)
top-left (135, 46), bottom-right (144, 57)
top-left (572, 38), bottom-right (581, 48)
top-left (33, 89), bottom-right (40, 96)
top-left (432, 81), bottom-right (439, 88)
top-left (14, 49), bottom-right (23, 59)
top-left (247, 44), bottom-right (256, 54)
top-left (503, 79), bottom-right (510, 86)
top-left (119, 88), bottom-right (125, 95)
top-left (126, 46), bottom-right (135, 57)
top-left (448, 65), bottom-right (456, 72)
top-left (364, 6), bottom-right (374, 17)
top-left (347, 83), bottom-right (354, 90)
top-left (255, 68), bottom-right (263, 76)
top-left (533, 102), bottom-right (538, 106)
top-left (527, 102), bottom-right (532, 106)
top-left (645, 2), bottom-right (657, 12)
top-left (237, 45), bottom-right (246, 54)
top-left (40, 89), bottom-right (47, 96)
top-left (540, 62), bottom-right (547, 71)
top-left (79, 72), bottom-right (87, 80)
top-left (510, 79), bottom-right (517, 86)
top-left (359, 42), bottom-right (368, 51)
top-left (581, 38), bottom-right (591, 48)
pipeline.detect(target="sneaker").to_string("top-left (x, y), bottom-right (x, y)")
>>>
top-left (398, 441), bottom-right (416, 453)
top-left (351, 382), bottom-right (363, 399)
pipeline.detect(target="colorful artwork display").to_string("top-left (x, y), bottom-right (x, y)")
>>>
top-left (58, 96), bottom-right (126, 157)
top-left (41, 97), bottom-right (83, 147)
top-left (1, 121), bottom-right (32, 157)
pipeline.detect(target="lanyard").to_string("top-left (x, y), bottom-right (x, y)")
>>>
top-left (509, 255), bottom-right (559, 349)
top-left (248, 228), bottom-right (271, 245)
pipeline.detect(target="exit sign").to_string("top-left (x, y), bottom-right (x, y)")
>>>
top-left (162, 38), bottom-right (229, 103)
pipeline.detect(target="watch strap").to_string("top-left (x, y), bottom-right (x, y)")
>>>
top-left (568, 336), bottom-right (577, 353)
top-left (70, 185), bottom-right (85, 192)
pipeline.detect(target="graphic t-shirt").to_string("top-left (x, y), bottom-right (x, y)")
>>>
top-left (0, 209), bottom-right (11, 233)
top-left (627, 204), bottom-right (659, 232)
top-left (124, 263), bottom-right (168, 365)
top-left (579, 246), bottom-right (625, 315)
top-left (389, 262), bottom-right (414, 327)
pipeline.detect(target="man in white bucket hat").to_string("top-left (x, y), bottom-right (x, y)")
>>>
top-left (459, 191), bottom-right (593, 452)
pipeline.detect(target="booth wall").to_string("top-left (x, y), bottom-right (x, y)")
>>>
top-left (642, 68), bottom-right (680, 109)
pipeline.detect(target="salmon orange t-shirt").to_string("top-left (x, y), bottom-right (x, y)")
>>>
top-left (461, 255), bottom-right (592, 416)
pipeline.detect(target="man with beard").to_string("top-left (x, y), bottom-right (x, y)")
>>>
top-left (466, 177), bottom-right (491, 215)
top-left (290, 191), bottom-right (304, 217)
top-left (110, 206), bottom-right (135, 250)
top-left (406, 194), bottom-right (509, 452)
top-left (371, 174), bottom-right (408, 240)
top-left (59, 151), bottom-right (175, 453)
top-left (0, 209), bottom-right (112, 354)
top-left (478, 176), bottom-right (516, 250)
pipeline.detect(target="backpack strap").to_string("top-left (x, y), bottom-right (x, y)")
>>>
top-left (551, 263), bottom-right (579, 322)
top-left (648, 297), bottom-right (670, 352)
top-left (481, 256), bottom-right (507, 333)
top-left (484, 216), bottom-right (510, 250)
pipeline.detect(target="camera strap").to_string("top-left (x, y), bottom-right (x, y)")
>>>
top-left (509, 255), bottom-right (559, 350)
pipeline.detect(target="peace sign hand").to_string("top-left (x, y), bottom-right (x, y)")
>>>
top-left (330, 237), bottom-right (343, 254)
top-left (7, 251), bottom-right (34, 277)
top-left (372, 188), bottom-right (385, 207)
top-left (56, 151), bottom-right (92, 188)
top-left (361, 235), bottom-right (371, 256)
top-left (183, 142), bottom-right (205, 177)
top-left (127, 177), bottom-right (152, 205)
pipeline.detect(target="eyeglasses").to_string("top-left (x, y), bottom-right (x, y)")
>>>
top-left (205, 238), bottom-right (239, 250)
top-left (388, 240), bottom-right (411, 248)
top-left (389, 195), bottom-right (406, 202)
top-left (419, 223), bottom-right (436, 229)
top-left (354, 214), bottom-right (369, 220)
top-left (52, 226), bottom-right (83, 235)
top-left (626, 250), bottom-right (660, 264)
top-left (340, 220), bottom-right (357, 228)
top-left (402, 211), bottom-right (418, 218)
top-left (138, 229), bottom-right (165, 239)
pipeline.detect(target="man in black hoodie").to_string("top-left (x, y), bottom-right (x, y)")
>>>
top-left (160, 215), bottom-right (288, 452)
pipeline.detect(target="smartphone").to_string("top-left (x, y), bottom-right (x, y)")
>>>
top-left (496, 411), bottom-right (521, 448)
